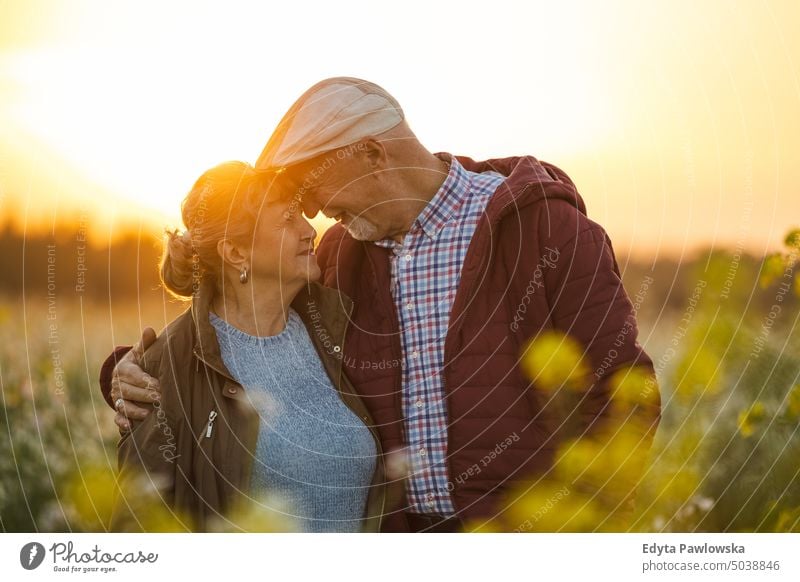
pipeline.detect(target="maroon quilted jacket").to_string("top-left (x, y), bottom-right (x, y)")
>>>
top-left (314, 154), bottom-right (660, 529)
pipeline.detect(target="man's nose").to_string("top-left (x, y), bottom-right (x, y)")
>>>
top-left (301, 199), bottom-right (321, 219)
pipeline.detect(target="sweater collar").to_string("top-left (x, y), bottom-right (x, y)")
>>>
top-left (189, 276), bottom-right (353, 382)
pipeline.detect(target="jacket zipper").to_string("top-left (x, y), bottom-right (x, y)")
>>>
top-left (204, 410), bottom-right (218, 439)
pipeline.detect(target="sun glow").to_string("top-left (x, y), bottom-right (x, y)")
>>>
top-left (1, 0), bottom-right (798, 255)
top-left (1, 1), bottom-right (615, 231)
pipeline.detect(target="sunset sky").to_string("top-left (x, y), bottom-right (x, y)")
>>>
top-left (1, 0), bottom-right (798, 259)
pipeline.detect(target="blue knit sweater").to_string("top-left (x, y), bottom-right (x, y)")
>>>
top-left (209, 309), bottom-right (376, 532)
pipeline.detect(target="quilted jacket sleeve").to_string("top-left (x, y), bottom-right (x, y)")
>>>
top-left (543, 213), bottom-right (661, 515)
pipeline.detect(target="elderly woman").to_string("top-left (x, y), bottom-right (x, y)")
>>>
top-left (112, 161), bottom-right (386, 532)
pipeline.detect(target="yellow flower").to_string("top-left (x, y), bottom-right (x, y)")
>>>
top-left (674, 347), bottom-right (723, 400)
top-left (738, 402), bottom-right (766, 438)
top-left (609, 366), bottom-right (659, 408)
top-left (505, 482), bottom-right (605, 532)
top-left (775, 506), bottom-right (800, 533)
top-left (111, 470), bottom-right (191, 532)
top-left (784, 385), bottom-right (800, 420)
top-left (555, 425), bottom-right (650, 504)
top-left (520, 331), bottom-right (589, 392)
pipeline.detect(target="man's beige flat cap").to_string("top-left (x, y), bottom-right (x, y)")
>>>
top-left (256, 77), bottom-right (404, 170)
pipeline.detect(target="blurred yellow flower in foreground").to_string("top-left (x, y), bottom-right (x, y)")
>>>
top-left (64, 466), bottom-right (118, 531)
top-left (207, 495), bottom-right (301, 533)
top-left (521, 330), bottom-right (589, 391)
top-left (504, 481), bottom-right (605, 532)
top-left (674, 347), bottom-right (723, 400)
top-left (609, 366), bottom-right (659, 409)
top-left (737, 402), bottom-right (766, 438)
top-left (64, 466), bottom-right (188, 532)
top-left (774, 506), bottom-right (800, 533)
top-left (555, 425), bottom-right (649, 503)
top-left (783, 385), bottom-right (800, 420)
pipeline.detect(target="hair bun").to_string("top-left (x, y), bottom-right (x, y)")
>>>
top-left (161, 229), bottom-right (199, 297)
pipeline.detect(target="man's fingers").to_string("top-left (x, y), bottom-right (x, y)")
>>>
top-left (116, 399), bottom-right (152, 421)
top-left (115, 413), bottom-right (131, 434)
top-left (140, 327), bottom-right (157, 352)
top-left (130, 326), bottom-right (157, 362)
top-left (116, 357), bottom-right (160, 393)
top-left (111, 327), bottom-right (157, 434)
top-left (118, 383), bottom-right (160, 406)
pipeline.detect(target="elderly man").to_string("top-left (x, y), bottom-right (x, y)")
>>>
top-left (101, 77), bottom-right (659, 532)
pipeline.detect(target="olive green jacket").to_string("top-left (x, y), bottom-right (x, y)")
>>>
top-left (112, 277), bottom-right (388, 532)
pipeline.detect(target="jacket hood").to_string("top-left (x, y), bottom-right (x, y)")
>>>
top-left (450, 154), bottom-right (587, 219)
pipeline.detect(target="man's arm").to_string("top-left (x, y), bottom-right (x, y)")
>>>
top-left (545, 215), bottom-right (661, 450)
top-left (544, 219), bottom-right (660, 433)
top-left (100, 327), bottom-right (161, 433)
top-left (543, 216), bottom-right (661, 522)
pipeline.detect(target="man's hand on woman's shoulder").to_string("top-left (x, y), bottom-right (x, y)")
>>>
top-left (106, 327), bottom-right (161, 434)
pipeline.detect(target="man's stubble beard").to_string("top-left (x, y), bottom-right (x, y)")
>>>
top-left (345, 214), bottom-right (381, 241)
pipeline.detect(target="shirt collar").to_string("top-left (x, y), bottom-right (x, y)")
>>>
top-left (415, 154), bottom-right (472, 239)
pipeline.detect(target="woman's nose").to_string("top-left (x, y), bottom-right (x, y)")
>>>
top-left (302, 219), bottom-right (317, 241)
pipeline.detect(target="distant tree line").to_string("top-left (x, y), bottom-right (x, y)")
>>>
top-left (0, 223), bottom-right (165, 301)
top-left (0, 222), bottom-right (794, 321)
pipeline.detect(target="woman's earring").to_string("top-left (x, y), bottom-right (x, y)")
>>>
top-left (239, 266), bottom-right (249, 284)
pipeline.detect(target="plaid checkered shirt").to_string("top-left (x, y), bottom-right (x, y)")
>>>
top-left (373, 156), bottom-right (504, 515)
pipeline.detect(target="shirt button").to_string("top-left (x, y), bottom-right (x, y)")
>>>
top-left (406, 302), bottom-right (413, 311)
top-left (405, 254), bottom-right (412, 261)
top-left (419, 448), bottom-right (427, 457)
top-left (415, 399), bottom-right (424, 408)
top-left (411, 350), bottom-right (419, 359)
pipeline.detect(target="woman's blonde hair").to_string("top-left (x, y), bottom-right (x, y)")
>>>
top-left (160, 161), bottom-right (287, 298)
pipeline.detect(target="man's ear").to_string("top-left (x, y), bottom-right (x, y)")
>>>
top-left (216, 238), bottom-right (248, 270)
top-left (361, 138), bottom-right (386, 170)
